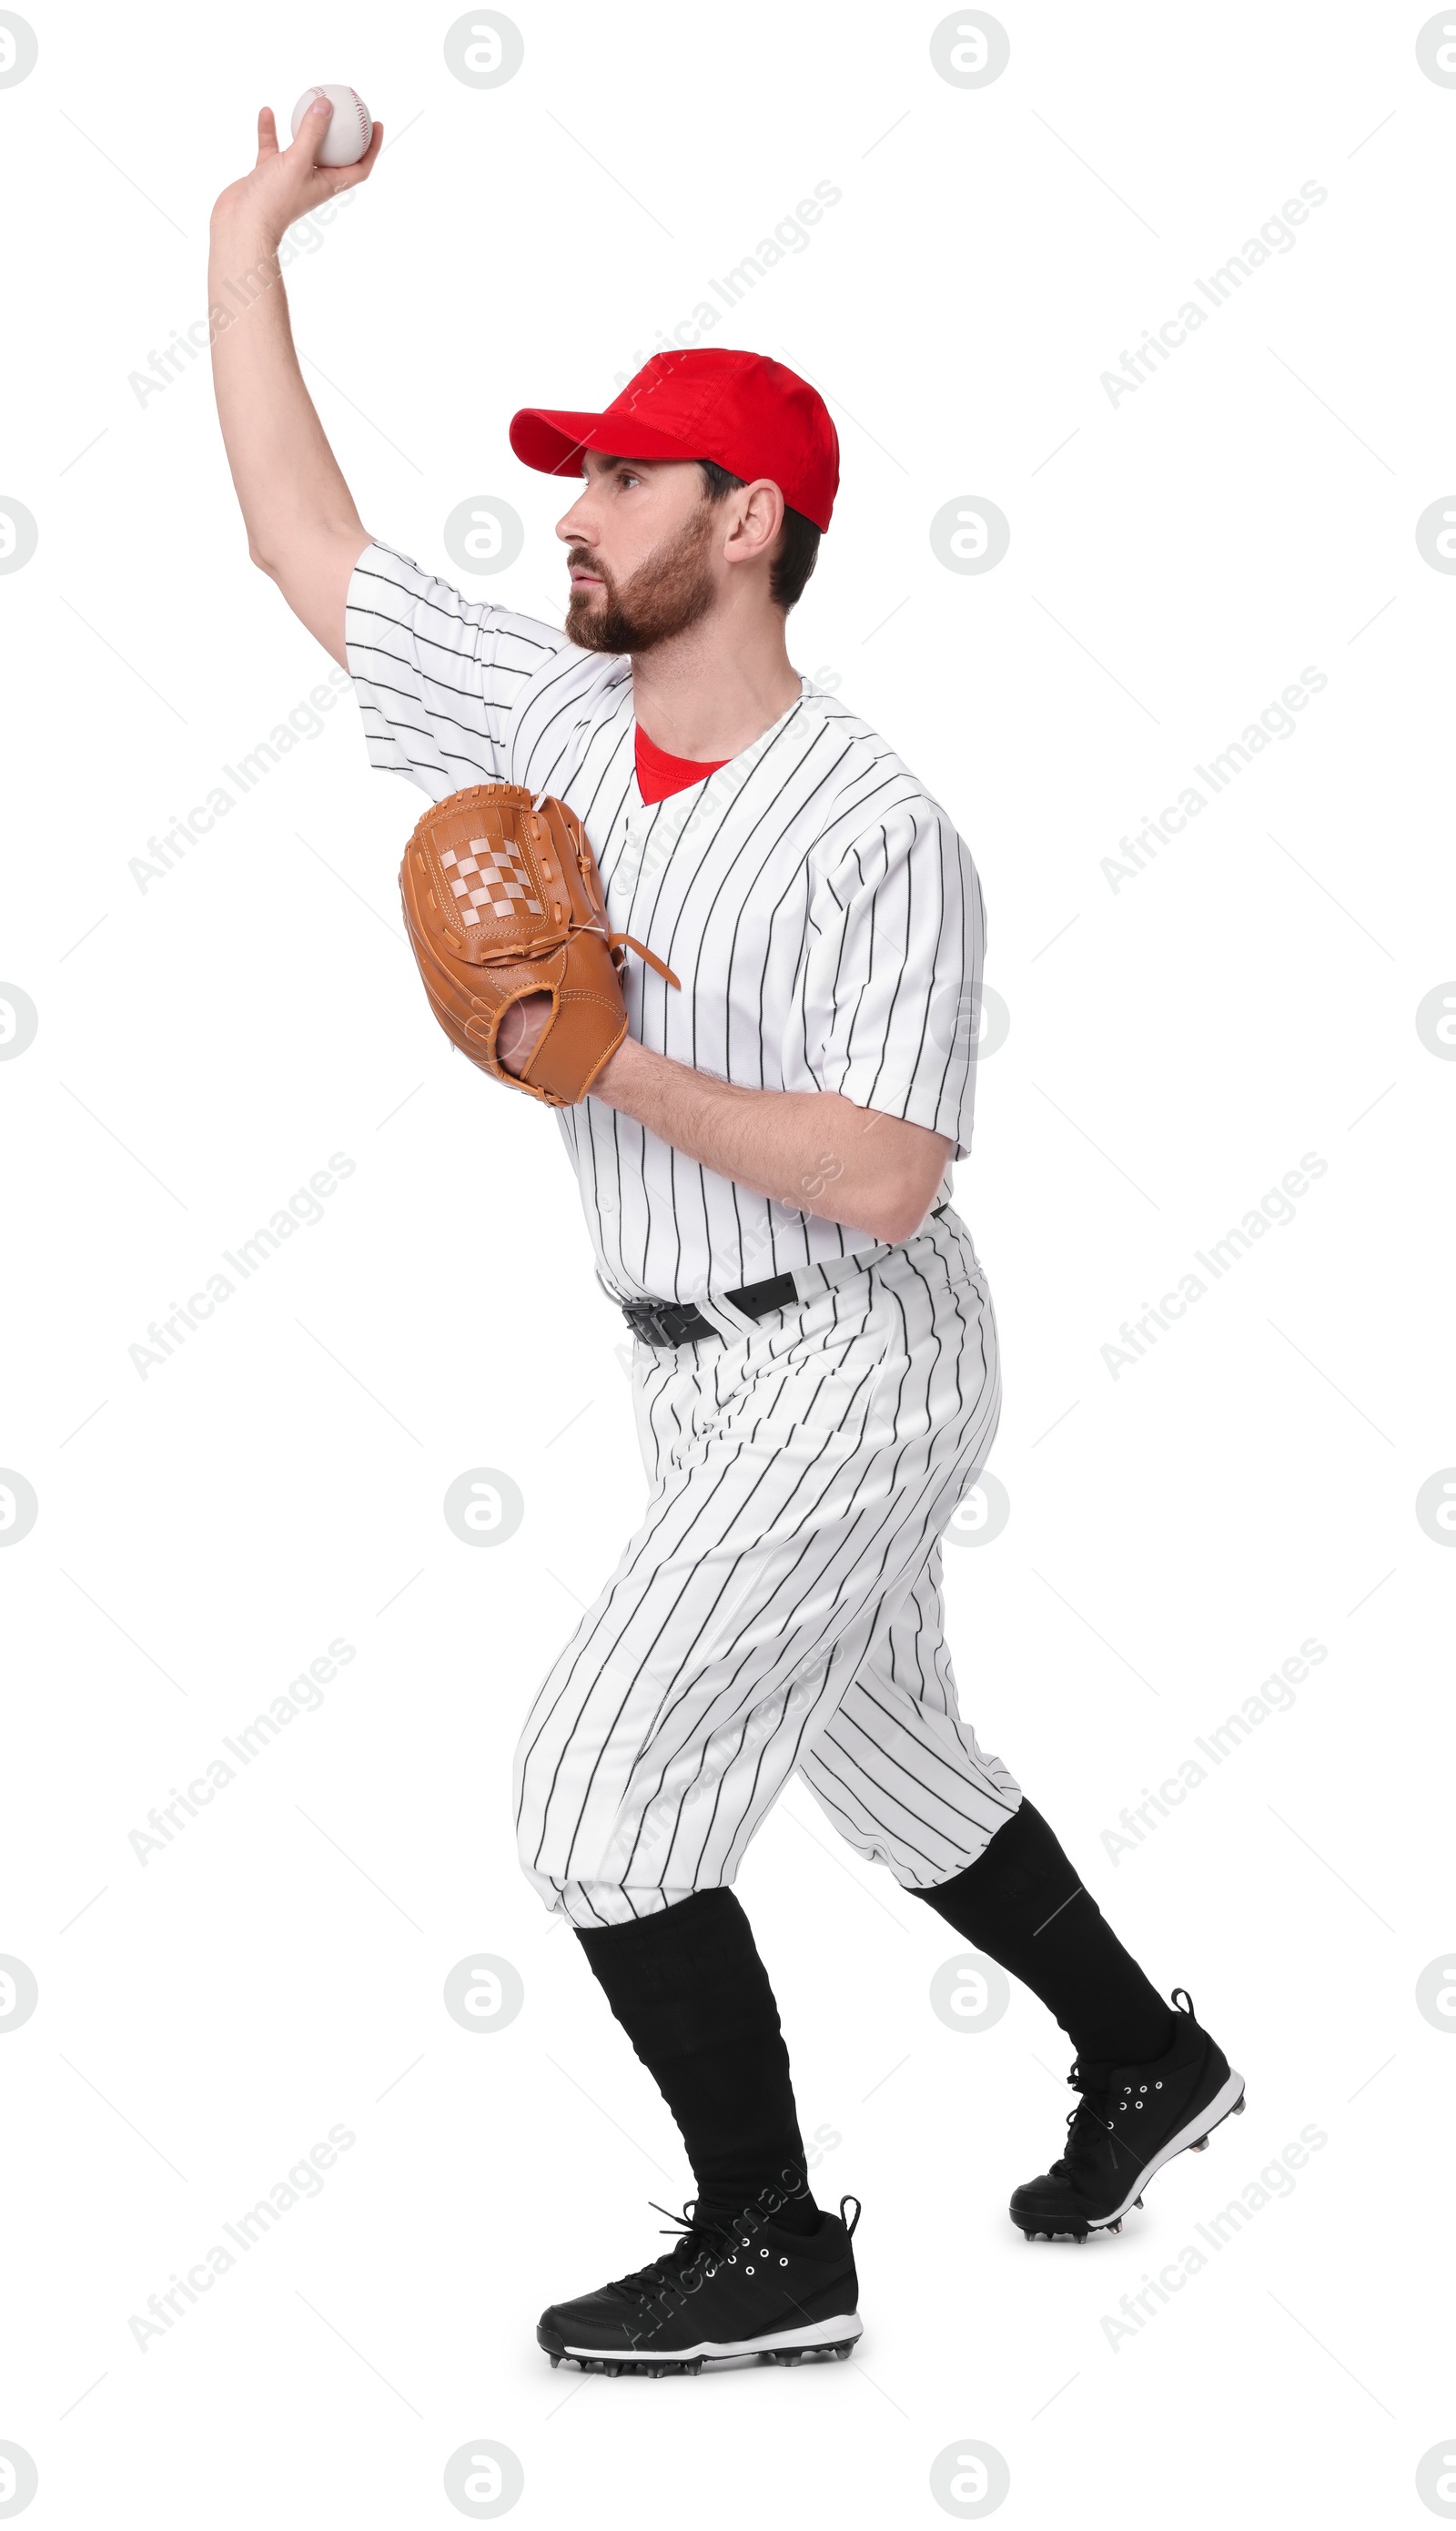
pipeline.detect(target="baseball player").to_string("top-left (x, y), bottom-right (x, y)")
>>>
top-left (208, 102), bottom-right (1244, 2376)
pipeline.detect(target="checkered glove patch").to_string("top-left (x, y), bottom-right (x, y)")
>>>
top-left (399, 783), bottom-right (677, 1108)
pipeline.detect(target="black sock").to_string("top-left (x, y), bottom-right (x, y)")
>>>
top-left (575, 1889), bottom-right (821, 2236)
top-left (915, 1799), bottom-right (1175, 2068)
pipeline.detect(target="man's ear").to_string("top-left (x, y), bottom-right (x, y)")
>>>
top-left (724, 477), bottom-right (785, 565)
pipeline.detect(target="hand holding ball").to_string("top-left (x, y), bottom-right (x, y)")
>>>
top-left (289, 85), bottom-right (373, 167)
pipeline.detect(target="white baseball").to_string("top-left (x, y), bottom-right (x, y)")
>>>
top-left (289, 85), bottom-right (373, 167)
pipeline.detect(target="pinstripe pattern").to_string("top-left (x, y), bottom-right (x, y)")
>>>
top-left (346, 541), bottom-right (987, 1305)
top-left (513, 1210), bottom-right (1020, 1927)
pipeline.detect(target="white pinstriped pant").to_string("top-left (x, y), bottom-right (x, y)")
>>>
top-left (513, 1209), bottom-right (1021, 1929)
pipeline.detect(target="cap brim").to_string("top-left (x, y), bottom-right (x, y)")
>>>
top-left (509, 407), bottom-right (699, 479)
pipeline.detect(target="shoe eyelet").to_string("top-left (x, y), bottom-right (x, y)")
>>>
top-left (1135, 2102), bottom-right (1143, 2110)
top-left (779, 2257), bottom-right (788, 2267)
top-left (1155, 2081), bottom-right (1162, 2089)
top-left (1139, 2085), bottom-right (1148, 2093)
top-left (745, 2263), bottom-right (755, 2273)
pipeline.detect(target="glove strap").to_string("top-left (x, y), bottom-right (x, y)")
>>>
top-left (607, 931), bottom-right (681, 988)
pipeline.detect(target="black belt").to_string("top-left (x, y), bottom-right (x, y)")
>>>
top-left (621, 1271), bottom-right (800, 1349)
top-left (620, 1207), bottom-right (953, 1349)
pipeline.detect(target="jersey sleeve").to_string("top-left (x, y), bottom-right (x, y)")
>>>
top-left (802, 801), bottom-right (986, 1159)
top-left (343, 540), bottom-right (570, 800)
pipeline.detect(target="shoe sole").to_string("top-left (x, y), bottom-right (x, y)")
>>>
top-left (1014, 2071), bottom-right (1247, 2242)
top-left (540, 2313), bottom-right (863, 2374)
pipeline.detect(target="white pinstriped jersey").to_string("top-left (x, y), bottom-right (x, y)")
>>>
top-left (346, 540), bottom-right (986, 1305)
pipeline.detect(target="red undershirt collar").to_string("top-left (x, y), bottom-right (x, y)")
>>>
top-left (634, 724), bottom-right (728, 804)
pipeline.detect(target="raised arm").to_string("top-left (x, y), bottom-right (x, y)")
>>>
top-left (208, 100), bottom-right (383, 665)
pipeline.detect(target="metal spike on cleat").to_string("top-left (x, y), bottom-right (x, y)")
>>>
top-left (1232, 2094), bottom-right (1246, 2113)
top-left (1188, 2136), bottom-right (1209, 2151)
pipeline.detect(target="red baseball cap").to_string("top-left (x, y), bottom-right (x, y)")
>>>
top-left (510, 349), bottom-right (839, 533)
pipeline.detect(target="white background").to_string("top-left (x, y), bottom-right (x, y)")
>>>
top-left (2, 2), bottom-right (1453, 2525)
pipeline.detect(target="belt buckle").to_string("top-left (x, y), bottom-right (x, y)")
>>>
top-left (625, 1298), bottom-right (672, 1347)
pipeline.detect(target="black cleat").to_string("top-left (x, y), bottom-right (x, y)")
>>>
top-left (1011, 1989), bottom-right (1245, 2242)
top-left (536, 2195), bottom-right (864, 2374)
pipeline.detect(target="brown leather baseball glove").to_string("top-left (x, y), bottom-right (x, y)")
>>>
top-left (398, 783), bottom-right (677, 1106)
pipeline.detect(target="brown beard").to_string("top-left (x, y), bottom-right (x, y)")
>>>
top-left (565, 501), bottom-right (717, 654)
